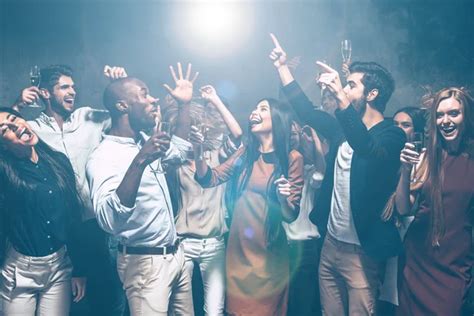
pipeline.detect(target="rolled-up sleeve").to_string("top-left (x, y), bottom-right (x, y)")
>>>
top-left (86, 155), bottom-right (135, 235)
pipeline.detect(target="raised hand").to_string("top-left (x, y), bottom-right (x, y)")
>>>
top-left (103, 65), bottom-right (128, 80)
top-left (163, 62), bottom-right (199, 105)
top-left (287, 56), bottom-right (302, 71)
top-left (13, 86), bottom-right (43, 110)
top-left (199, 85), bottom-right (220, 104)
top-left (189, 125), bottom-right (204, 146)
top-left (400, 143), bottom-right (421, 168)
top-left (316, 61), bottom-right (349, 107)
top-left (341, 61), bottom-right (351, 79)
top-left (269, 33), bottom-right (288, 68)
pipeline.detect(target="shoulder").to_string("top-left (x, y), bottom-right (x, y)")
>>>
top-left (86, 139), bottom-right (112, 169)
top-left (74, 106), bottom-right (110, 123)
top-left (377, 122), bottom-right (406, 144)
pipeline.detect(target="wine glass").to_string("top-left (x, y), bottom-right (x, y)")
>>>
top-left (341, 40), bottom-right (352, 64)
top-left (410, 132), bottom-right (424, 183)
top-left (29, 66), bottom-right (42, 108)
top-left (157, 121), bottom-right (171, 136)
top-left (191, 115), bottom-right (209, 161)
top-left (152, 121), bottom-right (172, 174)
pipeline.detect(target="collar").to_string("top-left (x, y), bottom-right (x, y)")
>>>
top-left (102, 131), bottom-right (150, 146)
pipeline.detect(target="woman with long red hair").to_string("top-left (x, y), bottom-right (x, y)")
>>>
top-left (395, 87), bottom-right (474, 315)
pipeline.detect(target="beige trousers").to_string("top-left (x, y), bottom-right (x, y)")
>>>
top-left (117, 244), bottom-right (194, 316)
top-left (319, 234), bottom-right (383, 316)
top-left (0, 247), bottom-right (72, 316)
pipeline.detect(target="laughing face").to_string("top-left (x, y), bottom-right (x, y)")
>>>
top-left (49, 75), bottom-right (76, 116)
top-left (0, 112), bottom-right (39, 155)
top-left (436, 97), bottom-right (465, 144)
top-left (249, 100), bottom-right (272, 135)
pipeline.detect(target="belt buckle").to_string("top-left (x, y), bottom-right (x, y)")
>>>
top-left (122, 245), bottom-right (127, 255)
top-left (163, 246), bottom-right (168, 256)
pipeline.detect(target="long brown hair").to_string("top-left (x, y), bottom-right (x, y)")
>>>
top-left (426, 87), bottom-right (474, 246)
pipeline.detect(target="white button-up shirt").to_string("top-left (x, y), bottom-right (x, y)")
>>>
top-left (28, 107), bottom-right (110, 220)
top-left (86, 133), bottom-right (191, 247)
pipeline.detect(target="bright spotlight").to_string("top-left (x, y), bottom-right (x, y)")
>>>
top-left (176, 1), bottom-right (254, 58)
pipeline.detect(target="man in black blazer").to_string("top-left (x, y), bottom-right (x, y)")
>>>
top-left (269, 34), bottom-right (405, 316)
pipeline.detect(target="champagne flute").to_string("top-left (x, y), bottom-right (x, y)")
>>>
top-left (152, 121), bottom-right (172, 174)
top-left (341, 40), bottom-right (352, 64)
top-left (192, 117), bottom-right (208, 161)
top-left (29, 66), bottom-right (42, 108)
top-left (157, 121), bottom-right (171, 136)
top-left (199, 123), bottom-right (210, 160)
top-left (410, 132), bottom-right (424, 183)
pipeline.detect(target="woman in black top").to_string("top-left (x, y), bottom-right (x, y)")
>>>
top-left (0, 107), bottom-right (86, 315)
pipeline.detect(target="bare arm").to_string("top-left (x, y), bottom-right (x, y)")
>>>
top-left (163, 62), bottom-right (199, 139)
top-left (200, 85), bottom-right (242, 141)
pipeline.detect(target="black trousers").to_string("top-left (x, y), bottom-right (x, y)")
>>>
top-left (70, 219), bottom-right (127, 316)
top-left (287, 238), bottom-right (322, 316)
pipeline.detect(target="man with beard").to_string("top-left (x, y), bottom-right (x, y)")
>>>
top-left (12, 64), bottom-right (127, 315)
top-left (269, 34), bottom-right (405, 316)
top-left (86, 73), bottom-right (195, 315)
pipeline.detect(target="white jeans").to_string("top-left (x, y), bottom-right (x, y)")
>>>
top-left (0, 247), bottom-right (72, 316)
top-left (117, 244), bottom-right (194, 316)
top-left (181, 237), bottom-right (226, 316)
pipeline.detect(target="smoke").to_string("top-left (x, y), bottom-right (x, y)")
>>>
top-left (0, 0), bottom-right (472, 120)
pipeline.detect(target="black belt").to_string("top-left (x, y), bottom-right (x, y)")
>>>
top-left (118, 241), bottom-right (180, 255)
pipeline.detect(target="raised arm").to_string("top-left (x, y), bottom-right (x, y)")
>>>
top-left (103, 65), bottom-right (128, 80)
top-left (189, 124), bottom-right (245, 189)
top-left (199, 84), bottom-right (243, 143)
top-left (268, 33), bottom-right (342, 144)
top-left (163, 62), bottom-right (199, 139)
top-left (317, 61), bottom-right (405, 159)
top-left (395, 143), bottom-right (422, 215)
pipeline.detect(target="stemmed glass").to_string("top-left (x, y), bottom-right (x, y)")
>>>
top-left (341, 40), bottom-right (352, 64)
top-left (29, 66), bottom-right (42, 108)
top-left (152, 121), bottom-right (172, 174)
top-left (191, 114), bottom-right (209, 161)
top-left (410, 132), bottom-right (424, 183)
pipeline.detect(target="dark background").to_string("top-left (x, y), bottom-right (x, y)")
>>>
top-left (1, 0), bottom-right (473, 123)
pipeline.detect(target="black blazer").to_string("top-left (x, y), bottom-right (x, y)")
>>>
top-left (282, 81), bottom-right (406, 260)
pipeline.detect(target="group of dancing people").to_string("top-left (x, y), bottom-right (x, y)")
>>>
top-left (0, 33), bottom-right (473, 316)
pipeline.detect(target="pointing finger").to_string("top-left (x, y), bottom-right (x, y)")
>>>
top-left (270, 33), bottom-right (282, 49)
top-left (316, 61), bottom-right (337, 74)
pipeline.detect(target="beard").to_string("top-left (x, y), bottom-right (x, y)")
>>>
top-left (351, 96), bottom-right (367, 117)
